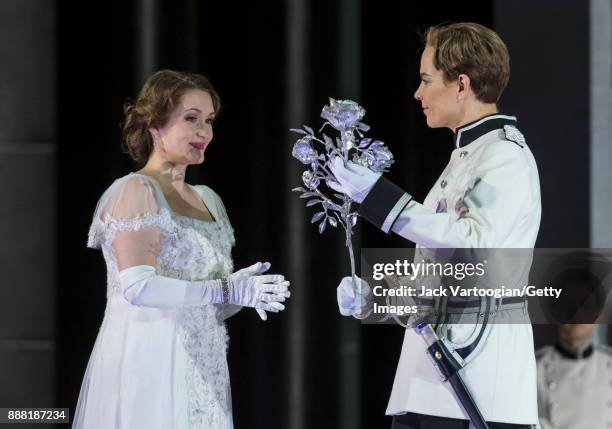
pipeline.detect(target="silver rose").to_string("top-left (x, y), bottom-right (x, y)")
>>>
top-left (352, 145), bottom-right (394, 173)
top-left (290, 97), bottom-right (394, 293)
top-left (302, 170), bottom-right (320, 190)
top-left (292, 136), bottom-right (318, 164)
top-left (320, 98), bottom-right (365, 131)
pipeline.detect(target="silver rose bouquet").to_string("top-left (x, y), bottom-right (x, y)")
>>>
top-left (290, 98), bottom-right (394, 282)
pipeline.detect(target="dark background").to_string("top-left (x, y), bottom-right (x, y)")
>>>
top-left (43, 0), bottom-right (592, 427)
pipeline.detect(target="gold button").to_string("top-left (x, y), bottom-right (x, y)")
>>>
top-left (441, 180), bottom-right (447, 188)
top-left (434, 351), bottom-right (442, 360)
top-left (460, 151), bottom-right (469, 158)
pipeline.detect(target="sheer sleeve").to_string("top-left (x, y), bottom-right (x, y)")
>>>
top-left (87, 175), bottom-right (174, 270)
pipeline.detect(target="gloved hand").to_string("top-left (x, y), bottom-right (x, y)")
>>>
top-left (327, 157), bottom-right (381, 203)
top-left (228, 262), bottom-right (291, 321)
top-left (118, 262), bottom-right (289, 321)
top-left (337, 276), bottom-right (373, 318)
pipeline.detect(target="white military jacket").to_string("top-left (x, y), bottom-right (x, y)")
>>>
top-left (358, 114), bottom-right (542, 424)
top-left (537, 343), bottom-right (612, 429)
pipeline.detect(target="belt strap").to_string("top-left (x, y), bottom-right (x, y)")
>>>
top-left (415, 296), bottom-right (526, 315)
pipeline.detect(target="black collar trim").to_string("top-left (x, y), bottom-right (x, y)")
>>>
top-left (555, 343), bottom-right (594, 360)
top-left (454, 114), bottom-right (517, 148)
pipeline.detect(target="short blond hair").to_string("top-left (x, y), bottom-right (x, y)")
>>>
top-left (424, 22), bottom-right (510, 103)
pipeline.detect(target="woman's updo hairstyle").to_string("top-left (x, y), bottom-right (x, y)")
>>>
top-left (122, 69), bottom-right (221, 163)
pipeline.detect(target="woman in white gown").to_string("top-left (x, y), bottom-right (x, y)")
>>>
top-left (73, 70), bottom-right (290, 429)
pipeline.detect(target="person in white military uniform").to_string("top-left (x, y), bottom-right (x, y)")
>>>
top-left (330, 23), bottom-right (541, 428)
top-left (537, 324), bottom-right (612, 429)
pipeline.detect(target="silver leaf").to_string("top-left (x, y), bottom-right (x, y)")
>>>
top-left (356, 122), bottom-right (370, 132)
top-left (306, 199), bottom-right (323, 207)
top-left (323, 201), bottom-right (343, 211)
top-left (311, 211), bottom-right (325, 223)
top-left (290, 128), bottom-right (308, 135)
top-left (304, 125), bottom-right (314, 135)
top-left (300, 192), bottom-right (319, 199)
top-left (359, 138), bottom-right (372, 148)
top-left (292, 187), bottom-right (306, 192)
top-left (319, 220), bottom-right (327, 234)
top-left (328, 217), bottom-right (338, 227)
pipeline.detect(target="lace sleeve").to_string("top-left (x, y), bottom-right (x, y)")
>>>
top-left (87, 174), bottom-right (174, 250)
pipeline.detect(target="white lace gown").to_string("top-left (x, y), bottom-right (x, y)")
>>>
top-left (73, 173), bottom-right (237, 429)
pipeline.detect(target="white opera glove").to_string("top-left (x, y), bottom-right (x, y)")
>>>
top-left (117, 262), bottom-right (290, 321)
top-left (227, 262), bottom-right (291, 320)
top-left (337, 276), bottom-right (373, 318)
top-left (327, 157), bottom-right (381, 203)
top-left (219, 263), bottom-right (276, 320)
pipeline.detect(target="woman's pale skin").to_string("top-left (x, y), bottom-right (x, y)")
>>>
top-left (414, 45), bottom-right (499, 131)
top-left (137, 89), bottom-right (217, 222)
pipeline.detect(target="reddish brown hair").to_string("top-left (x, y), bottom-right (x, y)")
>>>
top-left (122, 69), bottom-right (221, 163)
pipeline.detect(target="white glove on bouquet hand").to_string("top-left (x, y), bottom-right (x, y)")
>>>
top-left (327, 157), bottom-right (381, 203)
top-left (118, 261), bottom-right (290, 321)
top-left (337, 276), bottom-right (373, 318)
